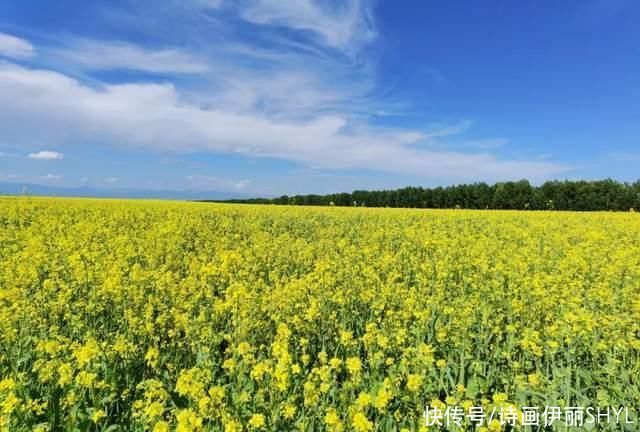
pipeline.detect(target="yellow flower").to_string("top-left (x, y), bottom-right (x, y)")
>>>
top-left (352, 412), bottom-right (373, 432)
top-left (75, 371), bottom-right (98, 388)
top-left (281, 404), bottom-right (296, 420)
top-left (488, 419), bottom-right (502, 431)
top-left (238, 391), bottom-right (251, 404)
top-left (72, 339), bottom-right (100, 367)
top-left (176, 409), bottom-right (203, 432)
top-left (144, 401), bottom-right (165, 419)
top-left (492, 392), bottom-right (508, 403)
top-left (91, 409), bottom-right (106, 423)
top-left (0, 379), bottom-right (15, 392)
top-left (346, 357), bottom-right (362, 375)
top-left (63, 391), bottom-right (78, 409)
top-left (224, 419), bottom-right (242, 432)
top-left (406, 374), bottom-right (422, 392)
top-left (145, 347), bottom-right (160, 368)
top-left (340, 331), bottom-right (353, 345)
top-left (248, 413), bottom-right (266, 429)
top-left (250, 361), bottom-right (270, 381)
top-left (222, 358), bottom-right (236, 372)
top-left (356, 392), bottom-right (371, 408)
top-left (325, 408), bottom-right (343, 431)
top-left (208, 385), bottom-right (225, 404)
top-left (175, 368), bottom-right (208, 400)
top-left (58, 363), bottom-right (73, 386)
top-left (2, 392), bottom-right (20, 415)
top-left (197, 396), bottom-right (211, 413)
top-left (153, 421), bottom-right (170, 432)
top-left (329, 357), bottom-right (342, 370)
top-left (374, 387), bottom-right (392, 411)
top-left (325, 408), bottom-right (340, 426)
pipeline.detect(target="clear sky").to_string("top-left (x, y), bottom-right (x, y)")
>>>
top-left (0, 1), bottom-right (638, 196)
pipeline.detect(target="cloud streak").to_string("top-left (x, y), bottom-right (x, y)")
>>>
top-left (186, 175), bottom-right (250, 191)
top-left (0, 32), bottom-right (34, 59)
top-left (28, 150), bottom-right (65, 160)
top-left (51, 39), bottom-right (210, 74)
top-left (40, 174), bottom-right (62, 180)
top-left (240, 0), bottom-right (376, 53)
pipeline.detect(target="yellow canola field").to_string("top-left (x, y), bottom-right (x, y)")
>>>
top-left (0, 197), bottom-right (638, 431)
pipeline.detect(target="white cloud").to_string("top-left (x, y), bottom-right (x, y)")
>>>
top-left (423, 66), bottom-right (448, 83)
top-left (609, 151), bottom-right (640, 162)
top-left (0, 32), bottom-right (35, 59)
top-left (45, 37), bottom-right (375, 122)
top-left (466, 138), bottom-right (509, 150)
top-left (40, 174), bottom-right (62, 180)
top-left (0, 173), bottom-right (23, 180)
top-left (0, 61), bottom-right (570, 182)
top-left (52, 39), bottom-right (210, 74)
top-left (206, 63), bottom-right (375, 119)
top-left (241, 0), bottom-right (376, 52)
top-left (193, 0), bottom-right (224, 8)
top-left (186, 175), bottom-right (250, 191)
top-left (28, 150), bottom-right (64, 160)
top-left (422, 121), bottom-right (473, 140)
top-left (103, 177), bottom-right (119, 183)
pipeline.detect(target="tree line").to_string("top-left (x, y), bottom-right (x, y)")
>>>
top-left (215, 179), bottom-right (640, 211)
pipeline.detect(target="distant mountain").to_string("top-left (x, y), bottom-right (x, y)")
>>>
top-left (0, 182), bottom-right (250, 201)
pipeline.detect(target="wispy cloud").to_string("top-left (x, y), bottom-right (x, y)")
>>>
top-left (192, 0), bottom-right (224, 9)
top-left (40, 174), bottom-right (62, 181)
top-left (423, 66), bottom-right (448, 84)
top-left (28, 150), bottom-right (64, 160)
top-left (186, 175), bottom-right (250, 191)
top-left (103, 177), bottom-right (119, 183)
top-left (240, 0), bottom-right (376, 53)
top-left (466, 138), bottom-right (509, 150)
top-left (422, 121), bottom-right (473, 140)
top-left (51, 39), bottom-right (210, 74)
top-left (0, 173), bottom-right (23, 180)
top-left (608, 151), bottom-right (640, 162)
top-left (0, 32), bottom-right (35, 59)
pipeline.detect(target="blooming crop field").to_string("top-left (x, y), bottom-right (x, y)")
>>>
top-left (0, 197), bottom-right (639, 431)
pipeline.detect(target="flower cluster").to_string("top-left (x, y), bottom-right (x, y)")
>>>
top-left (0, 197), bottom-right (638, 431)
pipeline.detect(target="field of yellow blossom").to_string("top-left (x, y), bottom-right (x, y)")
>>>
top-left (0, 197), bottom-right (639, 431)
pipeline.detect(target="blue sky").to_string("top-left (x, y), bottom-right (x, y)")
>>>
top-left (0, 0), bottom-right (638, 196)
